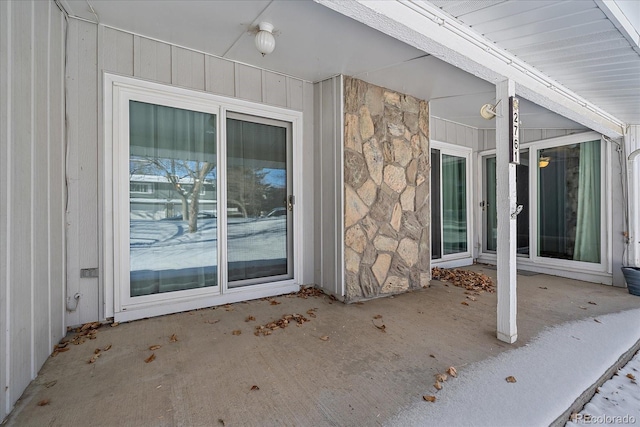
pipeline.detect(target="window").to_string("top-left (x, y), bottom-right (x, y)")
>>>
top-left (481, 133), bottom-right (605, 270)
top-left (537, 140), bottom-right (601, 263)
top-left (130, 182), bottom-right (153, 194)
top-left (431, 143), bottom-right (472, 260)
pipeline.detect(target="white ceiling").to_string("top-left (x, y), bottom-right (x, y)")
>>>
top-left (60, 0), bottom-right (638, 131)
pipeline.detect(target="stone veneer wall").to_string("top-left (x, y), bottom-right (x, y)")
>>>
top-left (343, 76), bottom-right (431, 301)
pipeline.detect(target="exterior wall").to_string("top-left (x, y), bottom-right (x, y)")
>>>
top-left (66, 21), bottom-right (315, 325)
top-left (0, 0), bottom-right (66, 420)
top-left (431, 116), bottom-right (478, 149)
top-left (314, 76), bottom-right (344, 298)
top-left (343, 76), bottom-right (430, 300)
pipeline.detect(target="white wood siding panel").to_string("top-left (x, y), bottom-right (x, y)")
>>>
top-left (315, 77), bottom-right (343, 297)
top-left (49, 6), bottom-right (66, 353)
top-left (102, 27), bottom-right (134, 75)
top-left (263, 71), bottom-right (287, 108)
top-left (288, 78), bottom-right (304, 112)
top-left (0, 1), bottom-right (65, 420)
top-left (134, 36), bottom-right (171, 84)
top-left (0, 0), bottom-right (10, 419)
top-left (66, 19), bottom-right (100, 326)
top-left (171, 46), bottom-right (205, 90)
top-left (10, 0), bottom-right (34, 408)
top-left (33, 0), bottom-right (51, 369)
top-left (302, 81), bottom-right (315, 285)
top-left (204, 55), bottom-right (235, 97)
top-left (235, 64), bottom-right (262, 103)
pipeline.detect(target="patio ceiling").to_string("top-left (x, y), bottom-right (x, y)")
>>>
top-left (60, 0), bottom-right (638, 131)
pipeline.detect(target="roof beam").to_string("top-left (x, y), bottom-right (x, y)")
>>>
top-left (316, 0), bottom-right (626, 138)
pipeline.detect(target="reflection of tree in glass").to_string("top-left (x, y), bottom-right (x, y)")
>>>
top-left (227, 167), bottom-right (286, 218)
top-left (131, 157), bottom-right (214, 233)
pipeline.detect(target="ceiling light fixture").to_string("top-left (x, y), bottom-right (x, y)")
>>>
top-left (255, 22), bottom-right (275, 57)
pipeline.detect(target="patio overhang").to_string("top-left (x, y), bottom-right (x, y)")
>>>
top-left (317, 0), bottom-right (626, 138)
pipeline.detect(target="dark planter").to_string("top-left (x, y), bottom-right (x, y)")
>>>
top-left (622, 267), bottom-right (640, 296)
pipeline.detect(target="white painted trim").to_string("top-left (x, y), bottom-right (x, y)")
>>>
top-left (104, 73), bottom-right (304, 321)
top-left (430, 140), bottom-right (473, 263)
top-left (596, 0), bottom-right (640, 54)
top-left (627, 126), bottom-right (640, 267)
top-left (338, 74), bottom-right (345, 297)
top-left (115, 283), bottom-right (300, 323)
top-left (316, 0), bottom-right (625, 137)
top-left (431, 257), bottom-right (473, 269)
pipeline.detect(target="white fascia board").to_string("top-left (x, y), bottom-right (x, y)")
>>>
top-left (596, 1), bottom-right (640, 54)
top-left (316, 0), bottom-right (626, 138)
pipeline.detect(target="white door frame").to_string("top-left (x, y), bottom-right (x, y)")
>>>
top-left (104, 73), bottom-right (303, 321)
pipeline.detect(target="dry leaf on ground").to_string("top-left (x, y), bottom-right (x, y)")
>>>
top-left (250, 385), bottom-right (259, 391)
top-left (149, 345), bottom-right (161, 351)
top-left (111, 322), bottom-right (119, 327)
top-left (435, 373), bottom-right (448, 383)
top-left (145, 353), bottom-right (156, 363)
top-left (269, 299), bottom-right (281, 306)
top-left (466, 296), bottom-right (477, 302)
top-left (434, 381), bottom-right (442, 390)
top-left (594, 319), bottom-right (602, 323)
top-left (255, 313), bottom-right (309, 336)
top-left (320, 335), bottom-right (329, 341)
top-left (306, 309), bottom-right (317, 318)
top-left (232, 330), bottom-right (242, 336)
top-left (245, 316), bottom-right (256, 322)
top-left (461, 301), bottom-right (469, 306)
top-left (627, 373), bottom-right (636, 380)
top-left (169, 334), bottom-right (178, 342)
top-left (44, 380), bottom-right (57, 388)
top-left (539, 287), bottom-right (548, 290)
top-left (423, 395), bottom-right (436, 402)
top-left (506, 376), bottom-right (517, 383)
top-left (447, 366), bottom-right (457, 377)
top-left (373, 315), bottom-right (383, 319)
top-left (88, 353), bottom-right (101, 364)
top-left (431, 267), bottom-right (495, 293)
top-left (588, 301), bottom-right (597, 305)
top-left (102, 344), bottom-right (112, 351)
top-left (37, 399), bottom-right (50, 406)
top-left (373, 322), bottom-right (386, 332)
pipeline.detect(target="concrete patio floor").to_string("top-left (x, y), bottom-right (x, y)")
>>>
top-left (6, 265), bottom-right (640, 427)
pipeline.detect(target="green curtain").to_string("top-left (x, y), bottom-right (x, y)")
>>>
top-left (442, 154), bottom-right (467, 255)
top-left (574, 140), bottom-right (601, 262)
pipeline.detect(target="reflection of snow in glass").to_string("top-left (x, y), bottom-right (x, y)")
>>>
top-left (130, 217), bottom-right (287, 272)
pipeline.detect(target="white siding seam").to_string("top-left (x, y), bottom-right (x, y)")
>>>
top-left (30, 0), bottom-right (36, 379)
top-left (4, 0), bottom-right (12, 415)
top-left (318, 83), bottom-right (324, 290)
top-left (46, 0), bottom-right (53, 354)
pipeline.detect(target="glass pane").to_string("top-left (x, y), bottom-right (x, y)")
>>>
top-left (485, 153), bottom-right (530, 255)
top-left (442, 154), bottom-right (467, 255)
top-left (129, 100), bottom-right (217, 297)
top-left (537, 140), bottom-right (600, 262)
top-left (431, 149), bottom-right (442, 259)
top-left (227, 118), bottom-right (289, 286)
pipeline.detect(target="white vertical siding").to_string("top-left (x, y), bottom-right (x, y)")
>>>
top-left (430, 117), bottom-right (478, 149)
top-left (314, 76), bottom-right (344, 297)
top-left (0, 0), bottom-right (66, 420)
top-left (64, 23), bottom-right (314, 325)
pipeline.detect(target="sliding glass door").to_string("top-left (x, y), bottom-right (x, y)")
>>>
top-left (431, 143), bottom-right (471, 261)
top-left (481, 136), bottom-right (604, 269)
top-left (226, 114), bottom-right (293, 287)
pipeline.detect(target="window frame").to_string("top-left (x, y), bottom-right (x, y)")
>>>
top-left (431, 140), bottom-right (473, 267)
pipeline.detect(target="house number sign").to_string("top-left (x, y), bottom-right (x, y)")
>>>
top-left (509, 96), bottom-right (520, 165)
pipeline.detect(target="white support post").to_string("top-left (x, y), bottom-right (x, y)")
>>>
top-left (496, 80), bottom-right (518, 344)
